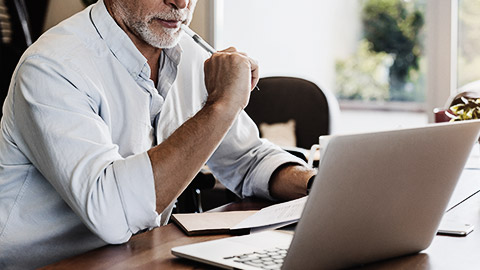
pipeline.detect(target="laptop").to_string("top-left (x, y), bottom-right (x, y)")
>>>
top-left (172, 120), bottom-right (480, 270)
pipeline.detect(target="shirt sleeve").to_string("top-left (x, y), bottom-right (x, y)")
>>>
top-left (11, 56), bottom-right (159, 244)
top-left (206, 110), bottom-right (308, 201)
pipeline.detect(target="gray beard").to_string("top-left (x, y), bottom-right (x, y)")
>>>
top-left (132, 21), bottom-right (183, 49)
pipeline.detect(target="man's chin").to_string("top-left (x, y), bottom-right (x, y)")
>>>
top-left (157, 37), bottom-right (182, 49)
top-left (143, 33), bottom-right (182, 49)
top-left (158, 42), bottom-right (179, 49)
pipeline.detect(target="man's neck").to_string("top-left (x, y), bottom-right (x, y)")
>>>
top-left (120, 29), bottom-right (162, 86)
top-left (130, 38), bottom-right (162, 86)
top-left (104, 1), bottom-right (162, 85)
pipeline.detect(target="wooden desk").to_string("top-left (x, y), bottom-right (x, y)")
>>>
top-left (41, 199), bottom-right (272, 270)
top-left (42, 175), bottom-right (480, 270)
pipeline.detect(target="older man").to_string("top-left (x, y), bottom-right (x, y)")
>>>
top-left (0, 0), bottom-right (315, 268)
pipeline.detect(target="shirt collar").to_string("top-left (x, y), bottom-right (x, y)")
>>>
top-left (90, 0), bottom-right (183, 81)
top-left (163, 45), bottom-right (182, 67)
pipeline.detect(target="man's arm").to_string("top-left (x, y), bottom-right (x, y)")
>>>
top-left (269, 164), bottom-right (316, 201)
top-left (148, 47), bottom-right (259, 213)
top-left (148, 101), bottom-right (240, 213)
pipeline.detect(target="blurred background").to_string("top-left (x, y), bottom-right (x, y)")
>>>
top-left (2, 0), bottom-right (479, 134)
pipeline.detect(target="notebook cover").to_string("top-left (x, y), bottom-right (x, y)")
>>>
top-left (171, 211), bottom-right (257, 236)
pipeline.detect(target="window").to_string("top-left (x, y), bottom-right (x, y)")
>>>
top-left (210, 0), bottom-right (476, 133)
top-left (214, 0), bottom-right (429, 133)
top-left (458, 0), bottom-right (480, 88)
top-left (335, 0), bottom-right (426, 105)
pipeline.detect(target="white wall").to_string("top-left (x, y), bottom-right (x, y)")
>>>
top-left (43, 0), bottom-right (85, 31)
top-left (189, 0), bottom-right (213, 43)
top-left (218, 0), bottom-right (361, 92)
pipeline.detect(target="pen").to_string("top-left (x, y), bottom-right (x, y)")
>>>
top-left (180, 24), bottom-right (260, 91)
top-left (180, 24), bottom-right (217, 54)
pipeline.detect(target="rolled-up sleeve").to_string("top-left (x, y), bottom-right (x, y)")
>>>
top-left (11, 56), bottom-right (159, 244)
top-left (112, 152), bottom-right (159, 233)
top-left (207, 110), bottom-right (308, 201)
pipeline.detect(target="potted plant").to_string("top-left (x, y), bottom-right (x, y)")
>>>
top-left (447, 94), bottom-right (480, 154)
top-left (446, 95), bottom-right (480, 122)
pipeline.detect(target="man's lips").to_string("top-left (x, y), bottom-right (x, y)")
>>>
top-left (156, 19), bottom-right (182, 29)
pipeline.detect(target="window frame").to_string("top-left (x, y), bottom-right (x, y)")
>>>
top-left (426, 0), bottom-right (459, 122)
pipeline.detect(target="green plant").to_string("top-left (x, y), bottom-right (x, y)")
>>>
top-left (448, 97), bottom-right (480, 121)
top-left (335, 40), bottom-right (391, 101)
top-left (362, 0), bottom-right (424, 98)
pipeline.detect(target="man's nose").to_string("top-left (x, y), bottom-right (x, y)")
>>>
top-left (164, 0), bottom-right (188, 9)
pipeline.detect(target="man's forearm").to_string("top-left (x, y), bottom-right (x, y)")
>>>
top-left (149, 47), bottom-right (258, 213)
top-left (269, 164), bottom-right (316, 201)
top-left (148, 101), bottom-right (239, 213)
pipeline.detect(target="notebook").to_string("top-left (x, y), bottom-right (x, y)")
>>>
top-left (172, 196), bottom-right (308, 236)
top-left (172, 120), bottom-right (480, 270)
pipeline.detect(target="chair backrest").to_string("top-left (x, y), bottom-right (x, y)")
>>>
top-left (1, 0), bottom-right (47, 115)
top-left (1, 0), bottom-right (33, 49)
top-left (1, 0), bottom-right (31, 98)
top-left (245, 76), bottom-right (339, 149)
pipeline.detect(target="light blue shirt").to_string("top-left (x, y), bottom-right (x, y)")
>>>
top-left (0, 1), bottom-right (305, 268)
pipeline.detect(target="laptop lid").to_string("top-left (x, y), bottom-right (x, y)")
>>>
top-left (283, 120), bottom-right (480, 269)
top-left (172, 121), bottom-right (480, 270)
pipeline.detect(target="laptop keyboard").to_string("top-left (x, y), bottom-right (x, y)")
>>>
top-left (223, 247), bottom-right (287, 270)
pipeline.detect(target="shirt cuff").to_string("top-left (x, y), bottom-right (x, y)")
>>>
top-left (113, 152), bottom-right (160, 233)
top-left (249, 152), bottom-right (308, 201)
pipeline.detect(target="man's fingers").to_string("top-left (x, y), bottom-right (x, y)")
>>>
top-left (248, 58), bottom-right (259, 91)
top-left (219, 47), bottom-right (238, 53)
top-left (218, 47), bottom-right (248, 57)
top-left (213, 47), bottom-right (259, 91)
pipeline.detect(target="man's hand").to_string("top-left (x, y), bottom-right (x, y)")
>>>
top-left (204, 47), bottom-right (259, 113)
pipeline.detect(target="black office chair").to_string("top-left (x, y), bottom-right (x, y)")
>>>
top-left (246, 76), bottom-right (338, 149)
top-left (1, 0), bottom-right (48, 115)
top-left (175, 76), bottom-right (339, 214)
top-left (174, 170), bottom-right (218, 213)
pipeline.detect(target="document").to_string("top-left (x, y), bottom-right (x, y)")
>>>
top-left (231, 196), bottom-right (307, 231)
top-left (172, 196), bottom-right (308, 236)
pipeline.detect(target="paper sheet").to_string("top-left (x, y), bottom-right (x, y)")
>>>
top-left (231, 196), bottom-right (308, 230)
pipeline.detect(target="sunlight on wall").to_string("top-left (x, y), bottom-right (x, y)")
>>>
top-left (219, 0), bottom-right (361, 93)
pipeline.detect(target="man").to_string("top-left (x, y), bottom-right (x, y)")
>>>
top-left (0, 0), bottom-right (315, 268)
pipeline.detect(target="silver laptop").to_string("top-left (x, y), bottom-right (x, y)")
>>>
top-left (172, 121), bottom-right (480, 270)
